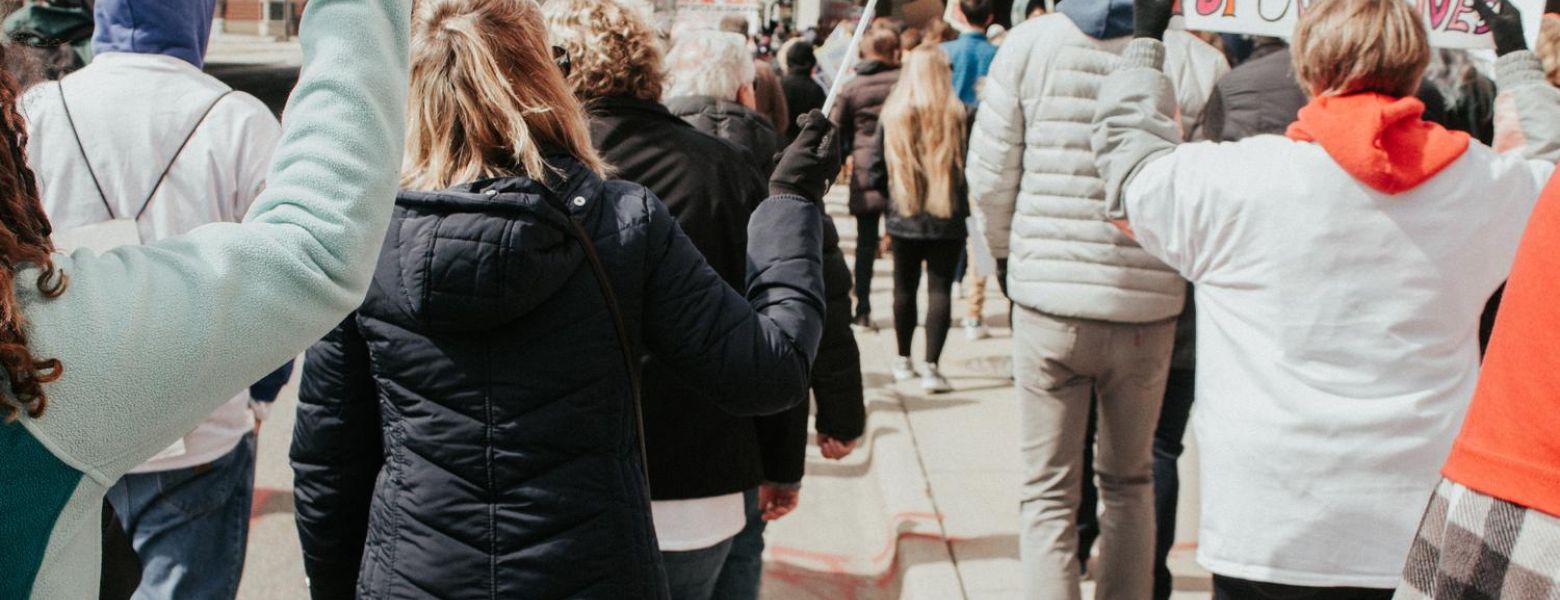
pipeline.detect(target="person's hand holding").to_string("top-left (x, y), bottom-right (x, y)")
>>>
top-left (818, 434), bottom-right (860, 460)
top-left (1475, 0), bottom-right (1526, 56)
top-left (759, 484), bottom-right (801, 521)
top-left (1133, 0), bottom-right (1174, 41)
top-left (771, 110), bottom-right (843, 205)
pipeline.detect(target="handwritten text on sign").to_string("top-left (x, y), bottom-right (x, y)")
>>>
top-left (1183, 0), bottom-right (1542, 50)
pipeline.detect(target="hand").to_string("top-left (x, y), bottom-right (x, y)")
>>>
top-left (1133, 0), bottom-right (1174, 41)
top-left (1475, 0), bottom-right (1525, 56)
top-left (877, 233), bottom-right (892, 258)
top-left (818, 434), bottom-right (860, 460)
top-left (771, 109), bottom-right (843, 205)
top-left (759, 484), bottom-right (801, 521)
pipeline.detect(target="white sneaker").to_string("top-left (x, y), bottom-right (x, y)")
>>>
top-left (962, 317), bottom-right (989, 341)
top-left (921, 364), bottom-right (953, 394)
top-left (892, 357), bottom-right (916, 382)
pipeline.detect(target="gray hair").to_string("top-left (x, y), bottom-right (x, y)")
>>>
top-left (663, 29), bottom-right (754, 102)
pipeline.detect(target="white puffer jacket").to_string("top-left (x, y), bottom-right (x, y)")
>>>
top-left (966, 15), bottom-right (1227, 323)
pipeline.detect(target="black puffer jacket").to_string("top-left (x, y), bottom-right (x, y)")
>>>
top-left (665, 95), bottom-right (781, 177)
top-left (290, 157), bottom-right (825, 600)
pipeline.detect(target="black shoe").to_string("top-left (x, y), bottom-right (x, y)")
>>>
top-left (851, 314), bottom-right (876, 331)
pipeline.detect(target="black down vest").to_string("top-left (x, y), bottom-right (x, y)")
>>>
top-left (290, 157), bottom-right (825, 600)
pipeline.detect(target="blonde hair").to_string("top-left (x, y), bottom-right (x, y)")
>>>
top-left (403, 0), bottom-right (606, 190)
top-left (1540, 14), bottom-right (1560, 88)
top-left (1292, 0), bottom-right (1429, 98)
top-left (544, 0), bottom-right (666, 103)
top-left (881, 48), bottom-right (965, 219)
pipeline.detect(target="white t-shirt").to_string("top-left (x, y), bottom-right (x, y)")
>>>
top-left (23, 53), bottom-right (283, 473)
top-left (651, 493), bottom-right (747, 552)
top-left (1125, 136), bottom-right (1553, 587)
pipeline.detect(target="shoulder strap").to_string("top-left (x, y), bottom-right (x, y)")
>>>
top-left (56, 80), bottom-right (114, 219)
top-left (547, 194), bottom-right (651, 487)
top-left (55, 82), bottom-right (235, 222)
top-left (136, 90), bottom-right (235, 220)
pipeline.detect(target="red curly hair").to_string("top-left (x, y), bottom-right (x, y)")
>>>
top-left (0, 44), bottom-right (66, 422)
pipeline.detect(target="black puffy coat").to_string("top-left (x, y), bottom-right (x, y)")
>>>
top-left (665, 95), bottom-right (781, 178)
top-left (588, 96), bottom-right (861, 493)
top-left (290, 157), bottom-right (825, 600)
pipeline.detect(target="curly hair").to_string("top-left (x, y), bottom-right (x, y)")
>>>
top-left (0, 44), bottom-right (66, 422)
top-left (1541, 14), bottom-right (1560, 88)
top-left (543, 0), bottom-right (666, 104)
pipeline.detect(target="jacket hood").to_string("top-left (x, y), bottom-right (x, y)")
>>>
top-left (1287, 93), bottom-right (1470, 195)
top-left (93, 0), bottom-right (217, 68)
top-left (1059, 0), bottom-right (1134, 40)
top-left (380, 160), bottom-right (599, 333)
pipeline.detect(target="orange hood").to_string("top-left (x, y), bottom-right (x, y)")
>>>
top-left (1286, 93), bottom-right (1470, 195)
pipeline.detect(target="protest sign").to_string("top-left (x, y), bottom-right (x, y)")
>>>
top-left (814, 23), bottom-right (854, 96)
top-left (1183, 0), bottom-right (1542, 50)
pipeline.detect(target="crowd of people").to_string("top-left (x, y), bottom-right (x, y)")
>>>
top-left (1, 0), bottom-right (1559, 599)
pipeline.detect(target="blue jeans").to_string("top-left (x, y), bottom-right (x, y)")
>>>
top-left (106, 432), bottom-right (257, 600)
top-left (711, 488), bottom-right (765, 599)
top-left (663, 536), bottom-right (736, 600)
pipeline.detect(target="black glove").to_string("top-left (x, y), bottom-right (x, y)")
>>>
top-left (1474, 0), bottom-right (1526, 56)
top-left (770, 109), bottom-right (842, 205)
top-left (1133, 0), bottom-right (1174, 41)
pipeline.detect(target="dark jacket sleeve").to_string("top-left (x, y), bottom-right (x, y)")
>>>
top-left (290, 315), bottom-right (383, 600)
top-left (248, 361), bottom-right (296, 404)
top-left (754, 403), bottom-right (810, 485)
top-left (643, 193), bottom-right (826, 417)
top-left (810, 231), bottom-right (866, 440)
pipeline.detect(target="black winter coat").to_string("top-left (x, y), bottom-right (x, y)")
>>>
top-left (290, 157), bottom-right (825, 600)
top-left (665, 95), bottom-right (781, 178)
top-left (781, 73), bottom-right (826, 144)
top-left (830, 60), bottom-right (900, 216)
top-left (587, 95), bottom-right (808, 496)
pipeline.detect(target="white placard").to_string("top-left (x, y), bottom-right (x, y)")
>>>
top-left (1182, 0), bottom-right (1542, 50)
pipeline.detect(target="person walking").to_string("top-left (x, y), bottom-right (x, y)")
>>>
top-left (721, 14), bottom-right (789, 139)
top-left (779, 39), bottom-right (826, 145)
top-left (964, 0), bottom-right (1224, 597)
top-left (943, 0), bottom-right (998, 107)
top-left (546, 2), bottom-right (860, 597)
top-left (1092, 0), bottom-right (1560, 596)
top-left (869, 47), bottom-right (969, 394)
top-left (664, 29), bottom-right (781, 178)
top-left (832, 26), bottom-right (902, 330)
top-left (0, 0), bottom-right (412, 596)
top-left (288, 1), bottom-right (838, 599)
top-left (20, 1), bottom-right (291, 597)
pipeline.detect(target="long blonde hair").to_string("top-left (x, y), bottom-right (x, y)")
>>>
top-left (403, 0), bottom-right (607, 190)
top-left (882, 47), bottom-right (965, 219)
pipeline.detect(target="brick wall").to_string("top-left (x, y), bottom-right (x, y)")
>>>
top-left (219, 0), bottom-right (306, 23)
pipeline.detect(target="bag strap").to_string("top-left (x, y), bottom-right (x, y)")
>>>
top-left (56, 80), bottom-right (234, 222)
top-left (544, 193), bottom-right (650, 486)
top-left (138, 90), bottom-right (234, 221)
top-left (56, 80), bottom-right (113, 218)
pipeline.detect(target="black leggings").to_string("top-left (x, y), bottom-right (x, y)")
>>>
top-left (892, 237), bottom-right (962, 364)
top-left (853, 212), bottom-right (881, 319)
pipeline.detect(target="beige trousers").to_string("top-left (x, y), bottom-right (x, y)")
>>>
top-left (1013, 306), bottom-right (1175, 600)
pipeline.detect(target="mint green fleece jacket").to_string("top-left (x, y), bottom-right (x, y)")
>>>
top-left (0, 0), bottom-right (409, 597)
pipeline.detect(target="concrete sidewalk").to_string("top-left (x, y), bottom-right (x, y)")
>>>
top-left (756, 189), bottom-right (1212, 599)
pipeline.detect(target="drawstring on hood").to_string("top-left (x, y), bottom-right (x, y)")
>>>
top-left (1059, 0), bottom-right (1135, 40)
top-left (93, 0), bottom-right (219, 68)
top-left (1287, 93), bottom-right (1471, 195)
